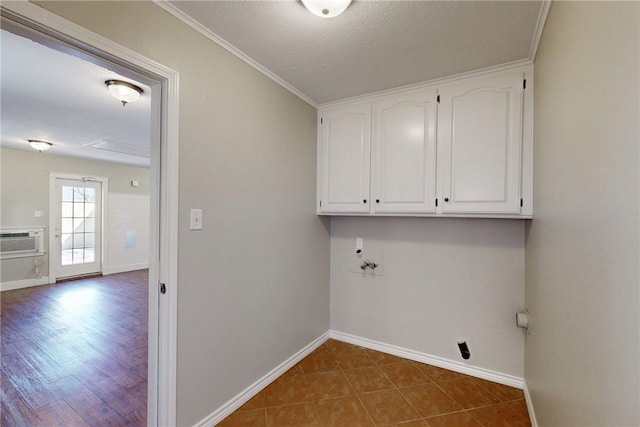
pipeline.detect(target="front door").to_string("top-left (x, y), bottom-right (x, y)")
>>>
top-left (52, 177), bottom-right (103, 279)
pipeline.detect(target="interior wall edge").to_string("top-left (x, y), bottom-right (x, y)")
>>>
top-left (192, 331), bottom-right (331, 427)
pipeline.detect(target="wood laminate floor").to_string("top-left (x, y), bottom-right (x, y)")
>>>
top-left (1, 270), bottom-right (148, 426)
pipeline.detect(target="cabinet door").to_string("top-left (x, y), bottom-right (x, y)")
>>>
top-left (371, 89), bottom-right (437, 213)
top-left (318, 103), bottom-right (371, 213)
top-left (438, 72), bottom-right (524, 214)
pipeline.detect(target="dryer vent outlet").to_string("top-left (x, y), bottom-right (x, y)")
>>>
top-left (457, 341), bottom-right (471, 360)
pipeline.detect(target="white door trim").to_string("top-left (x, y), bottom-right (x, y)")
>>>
top-left (48, 172), bottom-right (109, 282)
top-left (1, 3), bottom-right (180, 426)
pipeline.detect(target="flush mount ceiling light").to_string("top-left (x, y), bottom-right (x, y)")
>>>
top-left (301, 0), bottom-right (352, 18)
top-left (105, 80), bottom-right (143, 106)
top-left (28, 140), bottom-right (53, 151)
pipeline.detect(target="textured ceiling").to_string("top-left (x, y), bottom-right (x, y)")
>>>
top-left (166, 0), bottom-right (544, 104)
top-left (0, 30), bottom-right (151, 167)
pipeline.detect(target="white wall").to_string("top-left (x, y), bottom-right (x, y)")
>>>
top-left (330, 217), bottom-right (525, 378)
top-left (105, 192), bottom-right (150, 275)
top-left (35, 2), bottom-right (330, 426)
top-left (526, 2), bottom-right (640, 425)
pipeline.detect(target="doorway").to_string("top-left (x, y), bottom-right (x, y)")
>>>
top-left (51, 175), bottom-right (105, 281)
top-left (0, 2), bottom-right (179, 425)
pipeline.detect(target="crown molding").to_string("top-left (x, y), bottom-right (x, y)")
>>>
top-left (154, 0), bottom-right (550, 109)
top-left (318, 59), bottom-right (533, 109)
top-left (529, 0), bottom-right (552, 61)
top-left (153, 0), bottom-right (317, 108)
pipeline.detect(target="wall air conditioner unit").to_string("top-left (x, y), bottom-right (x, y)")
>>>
top-left (0, 228), bottom-right (45, 259)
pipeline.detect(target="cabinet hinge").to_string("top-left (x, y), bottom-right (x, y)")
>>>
top-left (523, 79), bottom-right (527, 90)
top-left (437, 95), bottom-right (440, 103)
top-left (160, 282), bottom-right (166, 295)
top-left (320, 200), bottom-right (322, 207)
top-left (320, 117), bottom-right (323, 125)
top-left (520, 198), bottom-right (523, 207)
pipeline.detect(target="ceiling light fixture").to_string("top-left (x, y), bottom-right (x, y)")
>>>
top-left (301, 0), bottom-right (352, 18)
top-left (28, 140), bottom-right (53, 151)
top-left (105, 80), bottom-right (143, 106)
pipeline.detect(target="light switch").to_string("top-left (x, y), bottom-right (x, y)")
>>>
top-left (34, 210), bottom-right (44, 218)
top-left (190, 209), bottom-right (203, 230)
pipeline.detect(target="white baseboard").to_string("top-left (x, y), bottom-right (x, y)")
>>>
top-left (0, 276), bottom-right (51, 291)
top-left (523, 380), bottom-right (538, 427)
top-left (194, 331), bottom-right (330, 427)
top-left (329, 330), bottom-right (524, 389)
top-left (102, 263), bottom-right (148, 276)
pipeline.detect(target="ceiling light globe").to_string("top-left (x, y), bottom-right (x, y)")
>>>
top-left (301, 0), bottom-right (352, 18)
top-left (105, 80), bottom-right (143, 106)
top-left (28, 140), bottom-right (53, 151)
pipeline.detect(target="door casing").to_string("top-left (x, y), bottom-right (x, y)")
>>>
top-left (49, 173), bottom-right (109, 282)
top-left (0, 3), bottom-right (180, 426)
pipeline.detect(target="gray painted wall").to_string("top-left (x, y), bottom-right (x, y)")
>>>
top-left (526, 2), bottom-right (639, 425)
top-left (330, 217), bottom-right (525, 378)
top-left (0, 147), bottom-right (149, 283)
top-left (36, 2), bottom-right (330, 425)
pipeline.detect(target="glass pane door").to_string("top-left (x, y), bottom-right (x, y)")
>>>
top-left (54, 178), bottom-right (102, 279)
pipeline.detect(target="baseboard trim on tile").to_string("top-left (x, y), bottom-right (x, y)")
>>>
top-left (0, 276), bottom-right (51, 292)
top-left (329, 330), bottom-right (524, 389)
top-left (194, 331), bottom-right (331, 427)
top-left (523, 380), bottom-right (539, 427)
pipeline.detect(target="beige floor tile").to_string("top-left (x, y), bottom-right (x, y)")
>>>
top-left (412, 363), bottom-right (466, 382)
top-left (333, 346), bottom-right (375, 370)
top-left (365, 349), bottom-right (408, 366)
top-left (314, 395), bottom-right (374, 426)
top-left (437, 378), bottom-right (501, 409)
top-left (264, 374), bottom-right (312, 407)
top-left (425, 411), bottom-right (482, 427)
top-left (359, 389), bottom-right (421, 425)
top-left (238, 391), bottom-right (266, 411)
top-left (472, 378), bottom-right (524, 402)
top-left (400, 383), bottom-right (463, 418)
top-left (300, 348), bottom-right (340, 374)
top-left (218, 409), bottom-right (266, 427)
top-left (307, 371), bottom-right (355, 401)
top-left (467, 402), bottom-right (531, 427)
top-left (505, 399), bottom-right (531, 420)
top-left (379, 362), bottom-right (431, 387)
top-left (343, 366), bottom-right (395, 394)
top-left (266, 403), bottom-right (321, 427)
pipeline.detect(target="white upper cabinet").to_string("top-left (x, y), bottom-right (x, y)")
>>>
top-left (371, 88), bottom-right (437, 213)
top-left (317, 65), bottom-right (532, 218)
top-left (318, 102), bottom-right (371, 213)
top-left (437, 72), bottom-right (524, 214)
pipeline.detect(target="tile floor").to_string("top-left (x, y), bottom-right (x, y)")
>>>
top-left (218, 339), bottom-right (530, 426)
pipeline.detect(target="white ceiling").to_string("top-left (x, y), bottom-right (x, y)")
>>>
top-left (164, 0), bottom-right (545, 105)
top-left (0, 30), bottom-right (151, 167)
top-left (1, 1), bottom-right (545, 166)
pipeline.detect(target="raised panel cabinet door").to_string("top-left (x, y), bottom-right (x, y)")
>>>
top-left (438, 72), bottom-right (524, 214)
top-left (372, 88), bottom-right (437, 213)
top-left (319, 103), bottom-right (371, 213)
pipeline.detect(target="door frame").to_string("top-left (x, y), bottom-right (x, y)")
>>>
top-left (48, 172), bottom-right (109, 282)
top-left (0, 3), bottom-right (180, 426)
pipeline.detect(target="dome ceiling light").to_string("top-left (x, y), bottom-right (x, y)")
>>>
top-left (28, 140), bottom-right (53, 151)
top-left (301, 0), bottom-right (352, 18)
top-left (105, 79), bottom-right (143, 106)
